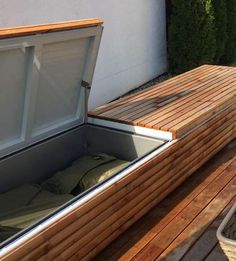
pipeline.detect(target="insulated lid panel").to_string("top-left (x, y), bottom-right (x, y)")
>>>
top-left (0, 19), bottom-right (103, 157)
top-left (0, 48), bottom-right (27, 149)
top-left (32, 37), bottom-right (90, 138)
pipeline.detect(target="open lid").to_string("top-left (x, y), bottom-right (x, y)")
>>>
top-left (0, 19), bottom-right (103, 158)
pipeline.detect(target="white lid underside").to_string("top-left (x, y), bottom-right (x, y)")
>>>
top-left (0, 24), bottom-right (103, 158)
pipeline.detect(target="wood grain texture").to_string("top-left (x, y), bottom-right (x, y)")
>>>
top-left (1, 103), bottom-right (235, 261)
top-left (82, 131), bottom-right (236, 261)
top-left (89, 65), bottom-right (236, 138)
top-left (96, 141), bottom-right (236, 261)
top-left (94, 146), bottom-right (236, 260)
top-left (0, 18), bottom-right (103, 39)
top-left (1, 65), bottom-right (235, 260)
top-left (205, 243), bottom-right (229, 261)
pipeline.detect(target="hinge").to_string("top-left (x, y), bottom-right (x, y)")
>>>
top-left (81, 80), bottom-right (91, 124)
top-left (81, 80), bottom-right (91, 90)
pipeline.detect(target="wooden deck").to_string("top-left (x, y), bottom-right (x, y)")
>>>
top-left (94, 139), bottom-right (236, 261)
top-left (89, 65), bottom-right (236, 138)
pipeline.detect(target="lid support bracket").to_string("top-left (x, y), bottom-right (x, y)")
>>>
top-left (81, 80), bottom-right (91, 124)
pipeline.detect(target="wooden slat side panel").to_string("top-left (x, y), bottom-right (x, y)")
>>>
top-left (49, 113), bottom-right (235, 259)
top-left (0, 19), bottom-right (103, 39)
top-left (49, 125), bottom-right (234, 260)
top-left (38, 113), bottom-right (236, 260)
top-left (80, 131), bottom-right (236, 261)
top-left (94, 144), bottom-right (236, 261)
top-left (47, 114), bottom-right (236, 260)
top-left (2, 106), bottom-right (235, 261)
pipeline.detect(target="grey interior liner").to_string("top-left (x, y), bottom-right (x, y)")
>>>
top-left (0, 124), bottom-right (165, 194)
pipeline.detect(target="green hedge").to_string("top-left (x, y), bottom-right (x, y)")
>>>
top-left (225, 0), bottom-right (236, 63)
top-left (213, 0), bottom-right (227, 63)
top-left (168, 0), bottom-right (236, 74)
top-left (168, 0), bottom-right (216, 74)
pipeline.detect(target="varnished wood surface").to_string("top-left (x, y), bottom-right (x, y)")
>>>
top-left (1, 66), bottom-right (235, 260)
top-left (0, 18), bottom-right (103, 39)
top-left (1, 103), bottom-right (235, 261)
top-left (95, 139), bottom-right (236, 261)
top-left (89, 65), bottom-right (236, 138)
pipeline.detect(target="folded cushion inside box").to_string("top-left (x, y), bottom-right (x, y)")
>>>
top-left (42, 153), bottom-right (119, 194)
top-left (74, 159), bottom-right (128, 194)
top-left (0, 153), bottom-right (129, 243)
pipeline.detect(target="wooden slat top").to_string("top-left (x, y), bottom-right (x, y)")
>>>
top-left (89, 65), bottom-right (236, 138)
top-left (95, 139), bottom-right (236, 261)
top-left (0, 18), bottom-right (103, 39)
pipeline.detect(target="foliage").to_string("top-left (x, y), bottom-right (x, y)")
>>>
top-left (168, 0), bottom-right (216, 74)
top-left (224, 0), bottom-right (236, 63)
top-left (212, 0), bottom-right (227, 63)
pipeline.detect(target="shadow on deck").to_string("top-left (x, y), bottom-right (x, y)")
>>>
top-left (94, 139), bottom-right (236, 261)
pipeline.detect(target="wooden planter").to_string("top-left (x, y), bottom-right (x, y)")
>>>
top-left (217, 203), bottom-right (236, 260)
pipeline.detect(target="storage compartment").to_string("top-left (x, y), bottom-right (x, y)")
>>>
top-left (217, 203), bottom-right (236, 260)
top-left (0, 124), bottom-right (165, 245)
top-left (0, 18), bottom-right (169, 254)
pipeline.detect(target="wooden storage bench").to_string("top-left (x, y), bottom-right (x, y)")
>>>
top-left (0, 19), bottom-right (235, 261)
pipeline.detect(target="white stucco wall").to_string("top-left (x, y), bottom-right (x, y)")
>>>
top-left (0, 0), bottom-right (167, 109)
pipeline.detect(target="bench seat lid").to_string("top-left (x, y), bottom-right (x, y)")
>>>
top-left (89, 65), bottom-right (236, 139)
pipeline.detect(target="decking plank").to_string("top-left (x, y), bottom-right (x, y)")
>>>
top-left (204, 244), bottom-right (228, 261)
top-left (157, 190), bottom-right (236, 261)
top-left (95, 140), bottom-right (236, 261)
top-left (94, 142), bottom-right (236, 261)
top-left (180, 199), bottom-right (235, 261)
top-left (72, 132), bottom-right (235, 260)
top-left (134, 166), bottom-right (236, 260)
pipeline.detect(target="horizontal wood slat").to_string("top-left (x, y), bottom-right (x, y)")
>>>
top-left (135, 167), bottom-right (236, 260)
top-left (81, 131), bottom-right (236, 261)
top-left (95, 145), bottom-right (236, 261)
top-left (103, 66), bottom-right (233, 121)
top-left (2, 102), bottom-right (234, 261)
top-left (1, 65), bottom-right (235, 261)
top-left (0, 19), bottom-right (103, 39)
top-left (95, 151), bottom-right (236, 260)
top-left (89, 65), bottom-right (236, 138)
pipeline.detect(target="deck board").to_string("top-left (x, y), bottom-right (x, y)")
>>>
top-left (205, 244), bottom-right (228, 261)
top-left (89, 65), bottom-right (236, 138)
top-left (94, 139), bottom-right (236, 261)
top-left (181, 200), bottom-right (234, 261)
